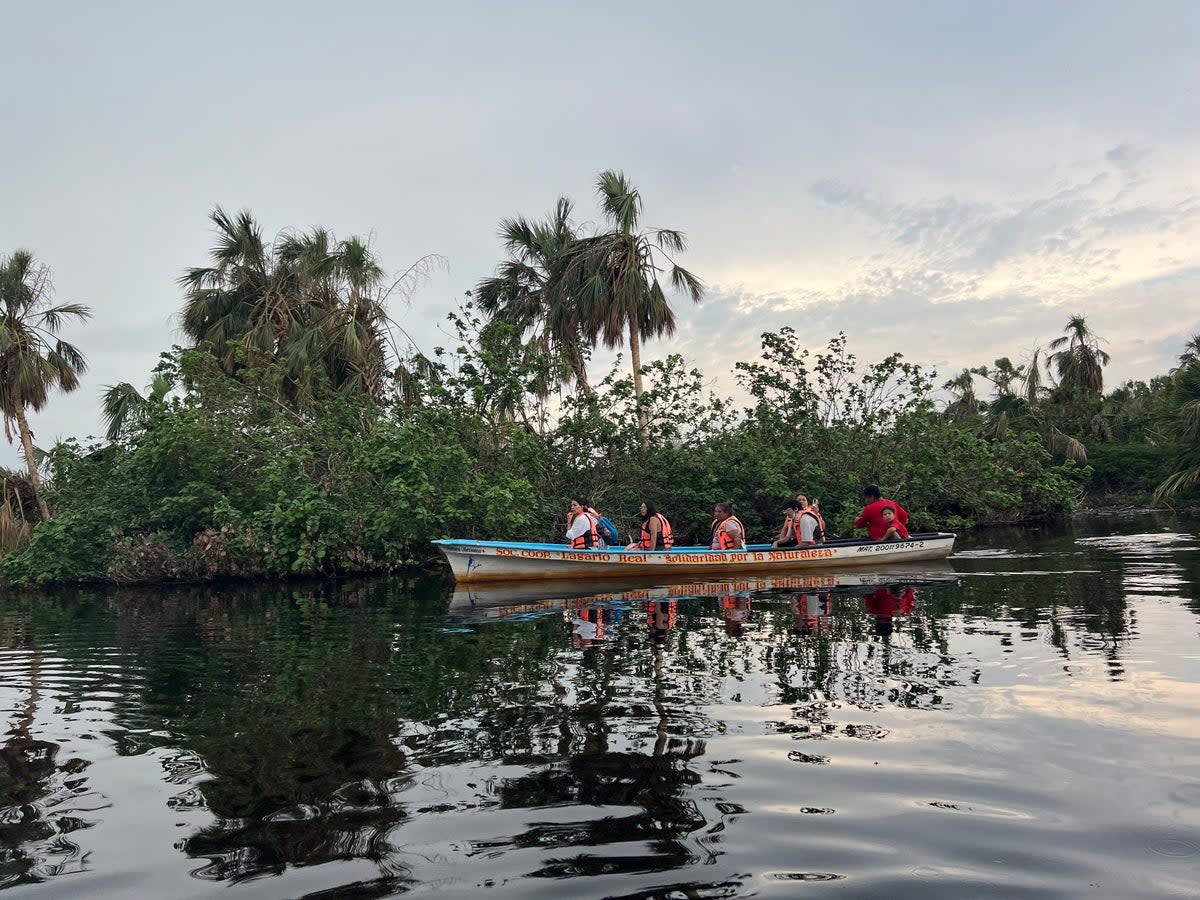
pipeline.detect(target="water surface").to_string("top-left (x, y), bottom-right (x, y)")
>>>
top-left (1, 515), bottom-right (1198, 898)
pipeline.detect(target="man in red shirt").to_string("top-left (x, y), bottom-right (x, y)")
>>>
top-left (854, 484), bottom-right (909, 540)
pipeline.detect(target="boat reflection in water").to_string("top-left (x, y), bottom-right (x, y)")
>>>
top-left (445, 564), bottom-right (958, 640)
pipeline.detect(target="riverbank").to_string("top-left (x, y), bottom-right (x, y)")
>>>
top-left (0, 334), bottom-right (1135, 588)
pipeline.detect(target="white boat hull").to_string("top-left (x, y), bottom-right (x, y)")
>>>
top-left (433, 533), bottom-right (956, 583)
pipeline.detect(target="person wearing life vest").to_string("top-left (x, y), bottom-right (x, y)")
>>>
top-left (710, 502), bottom-right (746, 550)
top-left (627, 501), bottom-right (674, 550)
top-left (774, 494), bottom-right (825, 546)
top-left (794, 493), bottom-right (827, 545)
top-left (566, 497), bottom-right (605, 550)
top-left (772, 500), bottom-right (802, 548)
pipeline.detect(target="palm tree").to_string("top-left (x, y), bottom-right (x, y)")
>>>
top-left (1022, 347), bottom-right (1045, 404)
top-left (566, 171), bottom-right (704, 447)
top-left (0, 251), bottom-right (92, 519)
top-left (1047, 315), bottom-right (1110, 400)
top-left (1174, 333), bottom-right (1200, 371)
top-left (943, 369), bottom-right (980, 423)
top-left (101, 374), bottom-right (173, 441)
top-left (976, 350), bottom-right (1086, 461)
top-left (275, 229), bottom-right (392, 402)
top-left (476, 197), bottom-right (591, 395)
top-left (1153, 354), bottom-right (1200, 502)
top-left (972, 357), bottom-right (1025, 398)
top-left (180, 207), bottom-right (440, 405)
top-left (179, 207), bottom-right (294, 374)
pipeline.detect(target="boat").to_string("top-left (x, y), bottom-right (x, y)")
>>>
top-left (433, 532), bottom-right (956, 583)
top-left (445, 565), bottom-right (960, 623)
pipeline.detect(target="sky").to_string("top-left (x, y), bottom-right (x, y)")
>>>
top-left (2, 1), bottom-right (1198, 466)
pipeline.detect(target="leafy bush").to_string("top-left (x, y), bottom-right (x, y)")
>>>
top-left (3, 328), bottom-right (1088, 585)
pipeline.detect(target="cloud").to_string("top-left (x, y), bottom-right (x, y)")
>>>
top-left (658, 268), bottom-right (1200, 408)
top-left (720, 147), bottom-right (1200, 323)
top-left (1105, 143), bottom-right (1152, 181)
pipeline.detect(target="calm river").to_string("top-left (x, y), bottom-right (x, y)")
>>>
top-left (1, 515), bottom-right (1198, 898)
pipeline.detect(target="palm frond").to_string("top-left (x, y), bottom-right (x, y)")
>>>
top-left (655, 228), bottom-right (688, 254)
top-left (668, 264), bottom-right (704, 303)
top-left (1046, 427), bottom-right (1088, 462)
top-left (101, 382), bottom-right (146, 441)
top-left (1154, 466), bottom-right (1200, 502)
top-left (596, 169), bottom-right (641, 233)
top-left (1023, 347), bottom-right (1044, 402)
top-left (37, 303), bottom-right (92, 331)
top-left (52, 340), bottom-right (88, 374)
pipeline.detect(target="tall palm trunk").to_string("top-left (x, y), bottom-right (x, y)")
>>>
top-left (14, 404), bottom-right (48, 521)
top-left (629, 321), bottom-right (648, 450)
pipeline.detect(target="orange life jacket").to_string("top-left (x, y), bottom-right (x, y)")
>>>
top-left (569, 512), bottom-right (600, 549)
top-left (639, 513), bottom-right (675, 550)
top-left (799, 507), bottom-right (826, 542)
top-left (781, 513), bottom-right (798, 542)
top-left (713, 515), bottom-right (746, 550)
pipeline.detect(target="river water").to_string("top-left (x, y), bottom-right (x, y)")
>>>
top-left (0, 515), bottom-right (1197, 898)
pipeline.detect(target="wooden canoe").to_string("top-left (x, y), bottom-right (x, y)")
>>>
top-left (433, 532), bottom-right (956, 583)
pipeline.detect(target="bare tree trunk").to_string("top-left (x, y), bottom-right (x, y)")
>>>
top-left (14, 405), bottom-right (49, 521)
top-left (629, 321), bottom-right (648, 450)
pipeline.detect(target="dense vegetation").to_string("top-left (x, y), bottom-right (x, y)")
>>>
top-left (0, 172), bottom-right (1196, 583)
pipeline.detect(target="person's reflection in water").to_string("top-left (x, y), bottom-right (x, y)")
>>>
top-left (790, 591), bottom-right (832, 636)
top-left (571, 605), bottom-right (612, 650)
top-left (646, 599), bottom-right (677, 646)
top-left (863, 585), bottom-right (917, 636)
top-left (719, 594), bottom-right (752, 637)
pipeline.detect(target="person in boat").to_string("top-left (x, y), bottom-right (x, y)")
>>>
top-left (774, 494), bottom-right (826, 547)
top-left (566, 498), bottom-right (607, 549)
top-left (772, 500), bottom-right (802, 548)
top-left (710, 502), bottom-right (746, 550)
top-left (795, 494), bottom-right (826, 544)
top-left (585, 501), bottom-right (621, 545)
top-left (627, 501), bottom-right (675, 551)
top-left (854, 484), bottom-right (909, 540)
top-left (880, 505), bottom-right (910, 541)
